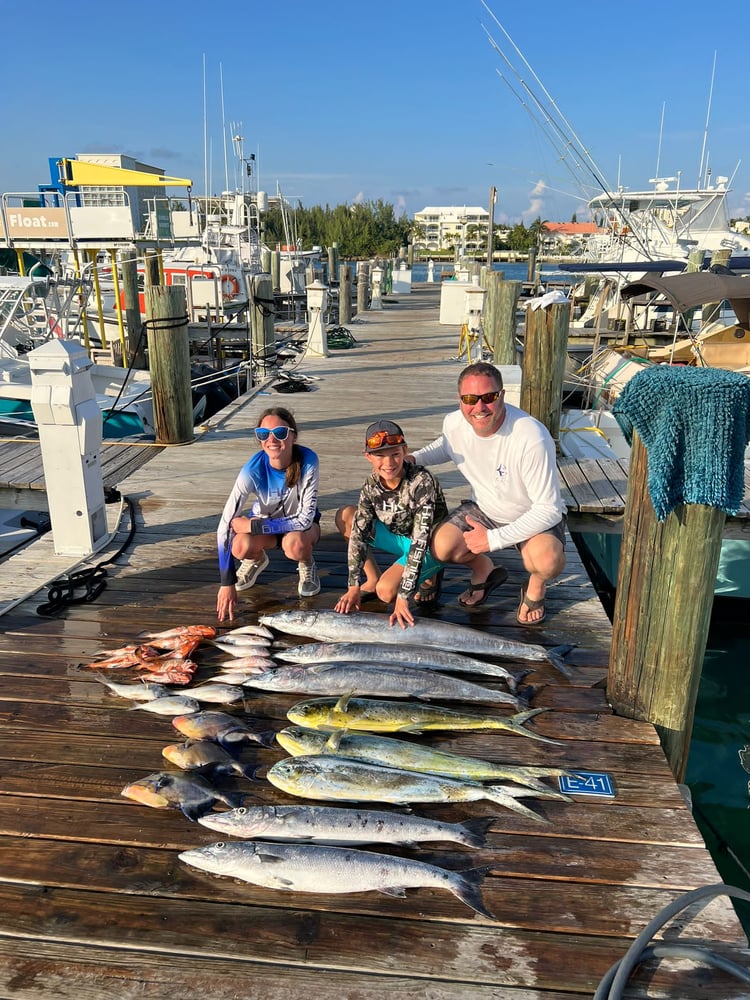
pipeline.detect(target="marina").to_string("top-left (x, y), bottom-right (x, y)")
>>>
top-left (0, 284), bottom-right (748, 997)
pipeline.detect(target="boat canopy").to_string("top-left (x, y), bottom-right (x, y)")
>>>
top-left (621, 273), bottom-right (750, 326)
top-left (560, 261), bottom-right (687, 274)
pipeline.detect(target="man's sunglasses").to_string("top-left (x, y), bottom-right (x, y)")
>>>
top-left (255, 426), bottom-right (291, 442)
top-left (460, 390), bottom-right (501, 406)
top-left (366, 431), bottom-right (405, 450)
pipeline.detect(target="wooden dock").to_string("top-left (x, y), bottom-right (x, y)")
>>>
top-left (0, 284), bottom-right (747, 997)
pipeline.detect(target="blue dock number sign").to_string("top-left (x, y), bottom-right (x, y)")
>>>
top-left (559, 771), bottom-right (615, 798)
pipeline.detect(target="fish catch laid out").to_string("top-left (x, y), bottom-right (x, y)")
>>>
top-left (260, 610), bottom-right (573, 678)
top-left (172, 710), bottom-right (277, 748)
top-left (276, 727), bottom-right (572, 792)
top-left (287, 695), bottom-right (561, 744)
top-left (121, 771), bottom-right (243, 820)
top-left (197, 803), bottom-right (493, 848)
top-left (241, 662), bottom-right (521, 707)
top-left (139, 658), bottom-right (198, 686)
top-left (266, 755), bottom-right (556, 821)
top-left (219, 624), bottom-right (274, 640)
top-left (274, 642), bottom-right (528, 692)
top-left (162, 740), bottom-right (258, 781)
top-left (178, 840), bottom-right (494, 919)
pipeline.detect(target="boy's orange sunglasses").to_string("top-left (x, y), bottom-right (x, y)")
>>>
top-left (366, 430), bottom-right (405, 450)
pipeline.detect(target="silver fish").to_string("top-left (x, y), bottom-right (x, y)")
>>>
top-left (287, 695), bottom-right (560, 744)
top-left (276, 726), bottom-right (570, 793)
top-left (217, 656), bottom-right (274, 671)
top-left (178, 840), bottom-right (493, 918)
top-left (132, 694), bottom-right (201, 716)
top-left (121, 771), bottom-right (242, 820)
top-left (274, 641), bottom-right (526, 692)
top-left (94, 677), bottom-right (172, 702)
top-left (172, 710), bottom-right (276, 748)
top-left (184, 682), bottom-right (246, 705)
top-left (217, 667), bottom-right (273, 686)
top-left (220, 624), bottom-right (274, 639)
top-left (260, 610), bottom-right (572, 677)
top-left (242, 661), bottom-right (519, 707)
top-left (198, 803), bottom-right (493, 848)
top-left (211, 636), bottom-right (272, 657)
top-left (267, 755), bottom-right (549, 822)
top-left (162, 740), bottom-right (257, 781)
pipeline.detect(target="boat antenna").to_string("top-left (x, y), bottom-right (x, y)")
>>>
top-left (655, 101), bottom-right (666, 181)
top-left (202, 54), bottom-right (208, 198)
top-left (220, 63), bottom-right (229, 193)
top-left (698, 51), bottom-right (717, 188)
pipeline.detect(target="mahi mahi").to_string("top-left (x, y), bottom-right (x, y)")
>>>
top-left (276, 726), bottom-right (570, 793)
top-left (241, 661), bottom-right (520, 706)
top-left (198, 803), bottom-right (493, 848)
top-left (179, 839), bottom-right (494, 918)
top-left (260, 610), bottom-right (572, 677)
top-left (267, 755), bottom-right (551, 822)
top-left (274, 642), bottom-right (526, 691)
top-left (287, 694), bottom-right (561, 744)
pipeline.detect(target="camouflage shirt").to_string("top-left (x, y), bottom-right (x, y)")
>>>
top-left (348, 462), bottom-right (448, 600)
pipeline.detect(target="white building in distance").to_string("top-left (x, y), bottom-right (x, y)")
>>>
top-left (413, 206), bottom-right (490, 254)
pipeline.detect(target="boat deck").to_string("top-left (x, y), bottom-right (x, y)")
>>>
top-left (0, 285), bottom-right (747, 998)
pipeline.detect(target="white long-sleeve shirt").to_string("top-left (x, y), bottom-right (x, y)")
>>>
top-left (411, 404), bottom-right (565, 551)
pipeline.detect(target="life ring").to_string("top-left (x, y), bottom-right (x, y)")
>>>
top-left (221, 274), bottom-right (241, 300)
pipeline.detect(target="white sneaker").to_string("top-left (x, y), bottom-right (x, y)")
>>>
top-left (297, 558), bottom-right (321, 597)
top-left (235, 552), bottom-right (270, 592)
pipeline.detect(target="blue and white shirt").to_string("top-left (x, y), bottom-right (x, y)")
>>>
top-left (217, 445), bottom-right (320, 585)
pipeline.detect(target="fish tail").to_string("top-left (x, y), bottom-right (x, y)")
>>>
top-left (546, 644), bottom-right (575, 679)
top-left (507, 667), bottom-right (534, 694)
top-left (506, 707), bottom-right (563, 745)
top-left (484, 787), bottom-right (548, 822)
top-left (252, 729), bottom-right (279, 748)
top-left (458, 816), bottom-right (494, 848)
top-left (451, 866), bottom-right (495, 920)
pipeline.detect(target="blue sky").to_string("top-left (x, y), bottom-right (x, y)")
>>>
top-left (3, 1), bottom-right (749, 225)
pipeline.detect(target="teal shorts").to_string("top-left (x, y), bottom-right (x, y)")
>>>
top-left (371, 520), bottom-right (446, 583)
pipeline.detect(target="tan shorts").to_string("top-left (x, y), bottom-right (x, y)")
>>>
top-left (445, 500), bottom-right (566, 549)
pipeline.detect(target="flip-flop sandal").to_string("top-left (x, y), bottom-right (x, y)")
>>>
top-left (458, 564), bottom-right (508, 608)
top-left (415, 568), bottom-right (444, 605)
top-left (516, 586), bottom-right (546, 626)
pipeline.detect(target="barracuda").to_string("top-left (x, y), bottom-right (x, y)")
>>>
top-left (260, 610), bottom-right (572, 677)
top-left (198, 803), bottom-right (493, 848)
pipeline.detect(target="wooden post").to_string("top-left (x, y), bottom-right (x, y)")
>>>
top-left (520, 302), bottom-right (569, 441)
top-left (608, 432), bottom-right (725, 781)
top-left (251, 273), bottom-right (275, 378)
top-left (120, 250), bottom-right (146, 369)
top-left (145, 285), bottom-right (194, 445)
top-left (526, 246), bottom-right (538, 284)
top-left (328, 243), bottom-right (339, 287)
top-left (144, 252), bottom-right (160, 290)
top-left (494, 278), bottom-right (521, 366)
top-left (356, 263), bottom-right (370, 315)
top-left (261, 249), bottom-right (272, 275)
top-left (270, 251), bottom-right (281, 294)
top-left (339, 264), bottom-right (353, 325)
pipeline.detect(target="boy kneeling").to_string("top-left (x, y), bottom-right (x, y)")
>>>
top-left (335, 419), bottom-right (447, 628)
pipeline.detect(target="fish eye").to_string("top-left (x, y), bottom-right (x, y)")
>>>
top-left (237, 807), bottom-right (246, 816)
top-left (216, 842), bottom-right (226, 849)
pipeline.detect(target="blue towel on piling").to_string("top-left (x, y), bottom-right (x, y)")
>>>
top-left (612, 366), bottom-right (750, 520)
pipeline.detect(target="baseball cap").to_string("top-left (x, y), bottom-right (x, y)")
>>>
top-left (364, 419), bottom-right (406, 453)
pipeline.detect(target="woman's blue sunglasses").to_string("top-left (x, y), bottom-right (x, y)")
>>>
top-left (255, 425), bottom-right (291, 442)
